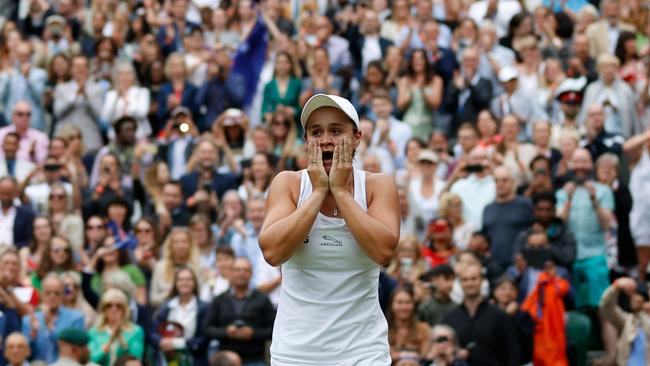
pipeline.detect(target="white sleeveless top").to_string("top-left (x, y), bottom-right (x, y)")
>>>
top-left (270, 169), bottom-right (391, 366)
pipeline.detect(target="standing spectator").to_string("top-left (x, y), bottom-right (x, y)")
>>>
top-left (230, 196), bottom-right (266, 273)
top-left (156, 0), bottom-right (200, 55)
top-left (596, 153), bottom-right (637, 273)
top-left (442, 263), bottom-right (520, 366)
top-left (345, 9), bottom-right (394, 76)
top-left (423, 325), bottom-right (469, 366)
top-left (158, 181), bottom-right (191, 231)
top-left (514, 191), bottom-right (577, 269)
top-left (195, 47), bottom-right (246, 132)
top-left (494, 115), bottom-right (537, 186)
top-left (180, 138), bottom-right (238, 201)
top-left (0, 101), bottom-right (48, 164)
top-left (467, 0), bottom-right (522, 38)
top-left (599, 277), bottom-right (650, 366)
top-left (157, 107), bottom-right (198, 181)
top-left (310, 15), bottom-right (352, 72)
top-left (87, 289), bottom-right (145, 365)
top-left (556, 148), bottom-right (614, 309)
top-left (396, 49), bottom-right (443, 139)
top-left (49, 328), bottom-right (91, 366)
top-left (386, 235), bottom-right (428, 286)
top-left (438, 193), bottom-right (475, 251)
top-left (444, 47), bottom-right (493, 137)
top-left (0, 132), bottom-right (35, 183)
top-left (581, 104), bottom-right (625, 161)
top-left (22, 274), bottom-right (85, 364)
top-left (491, 277), bottom-right (534, 365)
top-left (580, 55), bottom-right (641, 139)
top-left (205, 257), bottom-right (274, 366)
top-left (490, 66), bottom-right (545, 129)
top-left (150, 267), bottom-right (209, 366)
top-left (157, 53), bottom-right (198, 127)
top-left (624, 130), bottom-right (650, 282)
top-left (585, 0), bottom-right (635, 58)
top-left (47, 183), bottom-right (84, 249)
top-left (30, 236), bottom-right (75, 291)
top-left (53, 55), bottom-right (104, 154)
top-left (0, 41), bottom-right (47, 131)
top-left (100, 62), bottom-right (151, 141)
top-left (387, 287), bottom-right (431, 361)
top-left (482, 165), bottom-right (533, 269)
top-left (261, 51), bottom-right (301, 122)
top-left (0, 176), bottom-right (33, 248)
top-left (22, 155), bottom-right (74, 214)
top-left (449, 146), bottom-right (496, 228)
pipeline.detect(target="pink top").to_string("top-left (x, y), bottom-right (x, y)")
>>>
top-left (0, 125), bottom-right (49, 163)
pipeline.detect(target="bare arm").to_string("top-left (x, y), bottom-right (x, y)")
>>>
top-left (396, 77), bottom-right (412, 111)
top-left (423, 75), bottom-right (443, 109)
top-left (330, 138), bottom-right (400, 265)
top-left (623, 130), bottom-right (650, 166)
top-left (259, 142), bottom-right (330, 266)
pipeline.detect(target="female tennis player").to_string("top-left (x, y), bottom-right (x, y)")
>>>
top-left (259, 94), bottom-right (400, 365)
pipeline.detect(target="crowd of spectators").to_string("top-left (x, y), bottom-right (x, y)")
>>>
top-left (0, 0), bottom-right (649, 365)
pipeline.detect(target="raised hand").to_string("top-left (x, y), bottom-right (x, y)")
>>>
top-left (329, 137), bottom-right (353, 195)
top-left (307, 141), bottom-right (329, 193)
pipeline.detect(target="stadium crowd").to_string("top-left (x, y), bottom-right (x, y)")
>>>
top-left (0, 0), bottom-right (649, 365)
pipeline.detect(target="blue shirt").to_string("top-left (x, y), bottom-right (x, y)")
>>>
top-left (628, 325), bottom-right (646, 366)
top-left (556, 182), bottom-right (614, 260)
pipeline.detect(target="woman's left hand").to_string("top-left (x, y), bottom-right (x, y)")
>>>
top-left (329, 138), bottom-right (354, 195)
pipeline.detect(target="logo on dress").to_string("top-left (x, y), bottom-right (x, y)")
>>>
top-left (321, 235), bottom-right (343, 247)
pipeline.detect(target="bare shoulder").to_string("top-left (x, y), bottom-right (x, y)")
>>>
top-left (268, 170), bottom-right (303, 205)
top-left (364, 172), bottom-right (398, 206)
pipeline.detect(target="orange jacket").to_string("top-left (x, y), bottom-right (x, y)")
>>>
top-left (521, 272), bottom-right (570, 366)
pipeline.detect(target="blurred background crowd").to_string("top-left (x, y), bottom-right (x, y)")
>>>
top-left (0, 0), bottom-right (649, 365)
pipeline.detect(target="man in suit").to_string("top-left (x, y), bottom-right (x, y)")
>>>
top-left (345, 9), bottom-right (393, 77)
top-left (444, 47), bottom-right (493, 138)
top-left (0, 176), bottom-right (33, 248)
top-left (585, 0), bottom-right (635, 58)
top-left (22, 274), bottom-right (84, 364)
top-left (0, 132), bottom-right (34, 183)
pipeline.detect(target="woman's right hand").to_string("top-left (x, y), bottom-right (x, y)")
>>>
top-left (307, 141), bottom-right (328, 194)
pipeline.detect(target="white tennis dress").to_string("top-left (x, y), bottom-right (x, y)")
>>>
top-left (270, 169), bottom-right (391, 366)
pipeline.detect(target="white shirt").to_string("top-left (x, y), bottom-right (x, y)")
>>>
top-left (371, 117), bottom-right (413, 162)
top-left (408, 177), bottom-right (446, 224)
top-left (468, 0), bottom-right (522, 38)
top-left (450, 174), bottom-right (496, 228)
top-left (167, 296), bottom-right (198, 348)
top-left (0, 206), bottom-right (16, 246)
top-left (361, 35), bottom-right (382, 73)
top-left (606, 23), bottom-right (620, 55)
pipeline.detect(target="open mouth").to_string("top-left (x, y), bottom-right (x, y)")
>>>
top-left (322, 151), bottom-right (333, 162)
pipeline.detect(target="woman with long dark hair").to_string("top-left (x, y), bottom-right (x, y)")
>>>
top-left (396, 48), bottom-right (443, 139)
top-left (387, 287), bottom-right (431, 361)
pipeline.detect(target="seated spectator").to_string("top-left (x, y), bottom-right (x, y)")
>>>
top-left (19, 216), bottom-right (53, 275)
top-left (3, 332), bottom-right (31, 366)
top-left (422, 218), bottom-right (457, 268)
top-left (521, 261), bottom-right (571, 366)
top-left (157, 181), bottom-right (192, 232)
top-left (0, 132), bottom-right (35, 183)
top-left (216, 190), bottom-right (247, 246)
top-left (86, 235), bottom-right (147, 305)
top-left (482, 165), bottom-right (533, 270)
top-left (150, 267), bottom-right (209, 366)
top-left (131, 217), bottom-right (162, 282)
top-left (581, 104), bottom-right (625, 161)
top-left (30, 236), bottom-right (75, 291)
top-left (88, 289), bottom-right (144, 365)
top-left (386, 235), bottom-right (428, 287)
top-left (0, 176), bottom-right (34, 248)
top-left (205, 257), bottom-right (274, 365)
top-left (22, 273), bottom-right (85, 364)
top-left (418, 264), bottom-right (457, 327)
top-left (180, 138), bottom-right (238, 202)
top-left (442, 263), bottom-right (520, 366)
top-left (237, 152), bottom-right (274, 202)
top-left (83, 153), bottom-right (134, 219)
top-left (0, 247), bottom-right (38, 314)
top-left (409, 150), bottom-right (446, 227)
top-left (265, 111), bottom-right (299, 171)
top-left (48, 183), bottom-right (84, 250)
top-left (514, 191), bottom-right (577, 269)
top-left (150, 228), bottom-right (202, 308)
top-left (60, 271), bottom-right (96, 329)
top-left (492, 276), bottom-right (534, 365)
top-left (599, 277), bottom-right (650, 366)
top-left (22, 155), bottom-right (74, 214)
top-left (200, 246), bottom-right (235, 303)
top-left (423, 325), bottom-right (469, 366)
top-left (51, 328), bottom-right (91, 366)
top-left (438, 193), bottom-right (475, 251)
top-left (491, 67), bottom-right (546, 129)
top-left (0, 101), bottom-right (48, 165)
top-left (387, 287), bottom-right (431, 361)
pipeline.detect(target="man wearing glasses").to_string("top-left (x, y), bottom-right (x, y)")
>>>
top-left (0, 101), bottom-right (49, 164)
